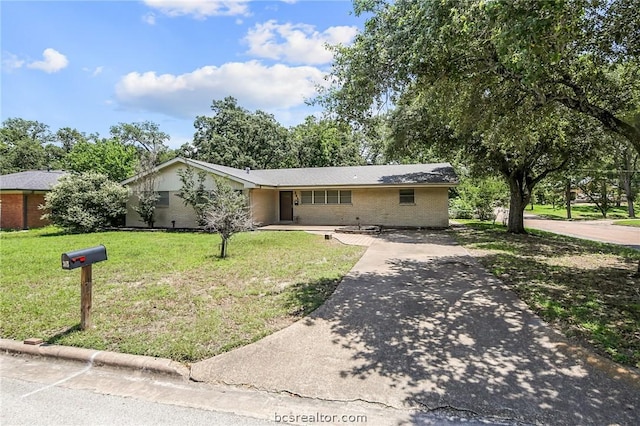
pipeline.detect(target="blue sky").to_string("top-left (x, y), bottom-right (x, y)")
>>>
top-left (1, 1), bottom-right (364, 147)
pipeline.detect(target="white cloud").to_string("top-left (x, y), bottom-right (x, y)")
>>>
top-left (115, 61), bottom-right (327, 120)
top-left (2, 52), bottom-right (25, 71)
top-left (244, 20), bottom-right (358, 65)
top-left (142, 12), bottom-right (157, 25)
top-left (27, 48), bottom-right (68, 73)
top-left (83, 66), bottom-right (103, 76)
top-left (143, 0), bottom-right (250, 19)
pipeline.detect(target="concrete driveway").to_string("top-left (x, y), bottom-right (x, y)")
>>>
top-left (191, 231), bottom-right (639, 425)
top-left (524, 214), bottom-right (640, 249)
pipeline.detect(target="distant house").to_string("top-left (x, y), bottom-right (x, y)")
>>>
top-left (121, 158), bottom-right (458, 229)
top-left (0, 170), bottom-right (67, 230)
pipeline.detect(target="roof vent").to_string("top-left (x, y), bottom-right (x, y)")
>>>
top-left (245, 167), bottom-right (250, 174)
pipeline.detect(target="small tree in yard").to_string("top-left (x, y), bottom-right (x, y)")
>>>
top-left (176, 166), bottom-right (211, 226)
top-left (42, 172), bottom-right (128, 233)
top-left (133, 183), bottom-right (159, 228)
top-left (204, 177), bottom-right (253, 258)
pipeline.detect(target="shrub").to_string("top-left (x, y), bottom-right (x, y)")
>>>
top-left (41, 172), bottom-right (129, 233)
top-left (449, 198), bottom-right (474, 219)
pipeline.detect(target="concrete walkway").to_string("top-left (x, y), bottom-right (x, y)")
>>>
top-left (191, 231), bottom-right (639, 425)
top-left (258, 224), bottom-right (379, 246)
top-left (523, 214), bottom-right (640, 249)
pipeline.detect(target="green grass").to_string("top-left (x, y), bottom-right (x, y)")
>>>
top-left (450, 221), bottom-right (640, 368)
top-left (528, 203), bottom-right (634, 220)
top-left (613, 219), bottom-right (640, 227)
top-left (0, 227), bottom-right (365, 362)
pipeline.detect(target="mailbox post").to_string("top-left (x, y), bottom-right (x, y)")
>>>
top-left (61, 245), bottom-right (107, 330)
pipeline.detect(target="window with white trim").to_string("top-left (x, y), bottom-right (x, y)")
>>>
top-left (300, 190), bottom-right (352, 205)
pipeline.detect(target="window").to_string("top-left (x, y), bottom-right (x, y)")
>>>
top-left (313, 190), bottom-right (326, 204)
top-left (301, 191), bottom-right (313, 204)
top-left (326, 190), bottom-right (339, 204)
top-left (299, 190), bottom-right (352, 205)
top-left (157, 191), bottom-right (170, 207)
top-left (399, 189), bottom-right (415, 204)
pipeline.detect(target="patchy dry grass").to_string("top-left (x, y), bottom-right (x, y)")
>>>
top-left (450, 222), bottom-right (640, 368)
top-left (0, 227), bottom-right (364, 362)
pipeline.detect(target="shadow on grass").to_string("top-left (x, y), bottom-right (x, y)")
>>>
top-left (451, 223), bottom-right (639, 367)
top-left (284, 278), bottom-right (340, 317)
top-left (46, 324), bottom-right (82, 345)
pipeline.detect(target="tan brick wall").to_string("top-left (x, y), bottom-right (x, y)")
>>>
top-left (125, 163), bottom-right (245, 228)
top-left (291, 187), bottom-right (449, 228)
top-left (250, 189), bottom-right (277, 226)
top-left (124, 163), bottom-right (451, 229)
top-left (126, 191), bottom-right (200, 228)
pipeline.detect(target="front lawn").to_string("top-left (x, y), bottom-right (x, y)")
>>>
top-left (0, 228), bottom-right (364, 362)
top-left (450, 222), bottom-right (640, 368)
top-left (613, 219), bottom-right (640, 228)
top-left (528, 203), bottom-right (633, 220)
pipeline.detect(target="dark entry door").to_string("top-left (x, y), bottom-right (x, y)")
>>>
top-left (279, 191), bottom-right (293, 221)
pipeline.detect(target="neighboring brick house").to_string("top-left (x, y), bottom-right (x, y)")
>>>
top-left (0, 170), bottom-right (67, 230)
top-left (122, 158), bottom-right (458, 229)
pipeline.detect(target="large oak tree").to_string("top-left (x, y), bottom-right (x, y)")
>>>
top-left (193, 97), bottom-right (294, 170)
top-left (322, 0), bottom-right (639, 233)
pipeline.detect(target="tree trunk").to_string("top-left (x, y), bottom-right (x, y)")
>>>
top-left (622, 173), bottom-right (636, 218)
top-left (600, 180), bottom-right (608, 218)
top-left (507, 178), bottom-right (528, 234)
top-left (220, 237), bottom-right (228, 258)
top-left (565, 179), bottom-right (572, 219)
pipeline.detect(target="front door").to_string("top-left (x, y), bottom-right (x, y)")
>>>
top-left (279, 191), bottom-right (293, 221)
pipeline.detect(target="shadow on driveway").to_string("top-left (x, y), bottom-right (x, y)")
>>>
top-left (191, 231), bottom-right (639, 425)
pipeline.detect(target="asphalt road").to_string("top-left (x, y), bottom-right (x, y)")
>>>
top-left (2, 354), bottom-right (451, 426)
top-left (523, 214), bottom-right (640, 248)
top-left (0, 354), bottom-right (276, 426)
top-left (2, 376), bottom-right (272, 426)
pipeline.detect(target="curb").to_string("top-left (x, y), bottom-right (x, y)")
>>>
top-left (555, 341), bottom-right (640, 386)
top-left (0, 339), bottom-right (189, 379)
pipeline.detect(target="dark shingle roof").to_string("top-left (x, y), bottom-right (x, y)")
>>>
top-left (187, 159), bottom-right (457, 187)
top-left (0, 170), bottom-right (67, 191)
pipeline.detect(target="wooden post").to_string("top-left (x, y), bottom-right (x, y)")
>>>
top-left (80, 265), bottom-right (92, 330)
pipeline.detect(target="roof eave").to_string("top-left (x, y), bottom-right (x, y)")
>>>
top-left (121, 157), bottom-right (262, 188)
top-left (274, 182), bottom-right (457, 190)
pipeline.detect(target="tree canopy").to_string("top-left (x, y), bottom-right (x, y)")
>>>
top-left (64, 138), bottom-right (138, 182)
top-left (193, 97), bottom-right (294, 169)
top-left (0, 118), bottom-right (59, 174)
top-left (322, 0), bottom-right (639, 232)
top-left (290, 116), bottom-right (364, 167)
